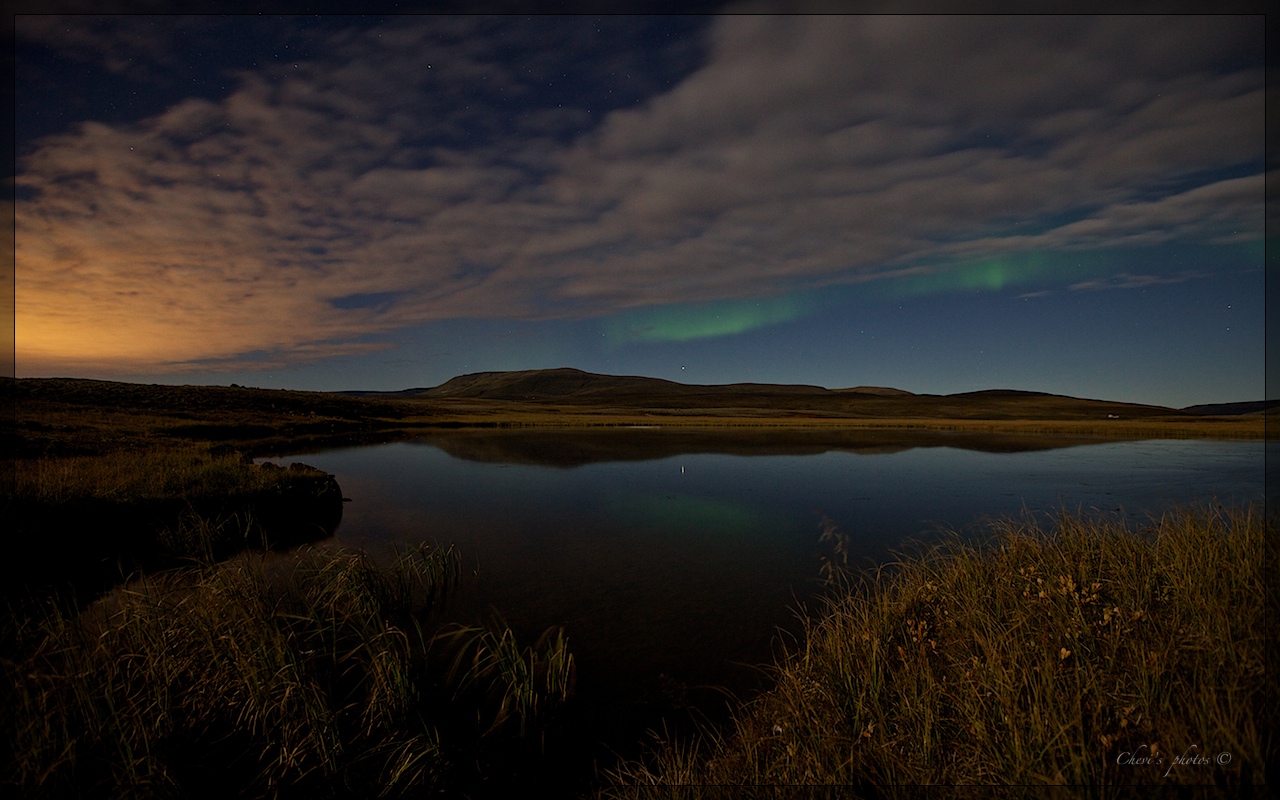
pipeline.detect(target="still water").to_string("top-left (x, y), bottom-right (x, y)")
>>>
top-left (261, 430), bottom-right (1264, 736)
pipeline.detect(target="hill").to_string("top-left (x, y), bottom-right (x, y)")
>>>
top-left (373, 368), bottom-right (1183, 421)
top-left (419, 368), bottom-right (832, 401)
top-left (1180, 400), bottom-right (1279, 416)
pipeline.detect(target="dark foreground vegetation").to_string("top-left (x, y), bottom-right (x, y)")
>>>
top-left (601, 505), bottom-right (1273, 794)
top-left (2, 403), bottom-right (587, 797)
top-left (2, 543), bottom-right (578, 797)
top-left (5, 498), bottom-right (1268, 796)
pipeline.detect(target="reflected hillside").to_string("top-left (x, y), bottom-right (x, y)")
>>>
top-left (411, 427), bottom-right (1111, 468)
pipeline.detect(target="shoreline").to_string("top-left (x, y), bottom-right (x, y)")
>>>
top-left (13, 378), bottom-right (1268, 462)
top-left (391, 413), bottom-right (1266, 439)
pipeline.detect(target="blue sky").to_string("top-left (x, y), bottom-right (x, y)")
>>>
top-left (13, 13), bottom-right (1266, 407)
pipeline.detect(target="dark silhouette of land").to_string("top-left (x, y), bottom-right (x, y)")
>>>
top-left (11, 367), bottom-right (1265, 459)
top-left (342, 367), bottom-right (1262, 428)
top-left (416, 367), bottom-right (1166, 418)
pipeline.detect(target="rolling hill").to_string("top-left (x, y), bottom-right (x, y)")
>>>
top-left (1180, 400), bottom-right (1280, 416)
top-left (347, 367), bottom-right (1188, 421)
top-left (421, 368), bottom-right (832, 401)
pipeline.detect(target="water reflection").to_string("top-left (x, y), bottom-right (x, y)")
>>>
top-left (262, 431), bottom-right (1264, 755)
top-left (414, 427), bottom-right (1113, 467)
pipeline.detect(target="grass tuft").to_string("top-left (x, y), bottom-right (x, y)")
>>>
top-left (445, 617), bottom-right (577, 737)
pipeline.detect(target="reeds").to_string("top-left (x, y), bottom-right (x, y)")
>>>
top-left (10, 445), bottom-right (297, 505)
top-left (2, 539), bottom-right (576, 796)
top-left (604, 504), bottom-right (1271, 793)
top-left (446, 619), bottom-right (576, 737)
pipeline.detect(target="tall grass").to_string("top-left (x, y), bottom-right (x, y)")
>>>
top-left (2, 540), bottom-right (576, 796)
top-left (446, 618), bottom-right (576, 738)
top-left (10, 445), bottom-right (295, 505)
top-left (604, 504), bottom-right (1270, 793)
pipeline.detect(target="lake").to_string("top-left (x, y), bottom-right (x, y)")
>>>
top-left (260, 430), bottom-right (1266, 763)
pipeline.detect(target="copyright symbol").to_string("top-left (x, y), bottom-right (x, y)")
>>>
top-left (1217, 752), bottom-right (1231, 766)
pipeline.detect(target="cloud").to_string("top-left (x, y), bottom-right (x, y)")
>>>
top-left (1067, 272), bottom-right (1208, 292)
top-left (929, 173), bottom-right (1264, 262)
top-left (15, 15), bottom-right (1263, 375)
top-left (16, 15), bottom-right (192, 75)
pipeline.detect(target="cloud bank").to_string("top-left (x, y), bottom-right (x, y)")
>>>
top-left (15, 15), bottom-right (1263, 374)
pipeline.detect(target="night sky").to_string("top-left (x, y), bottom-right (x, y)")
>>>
top-left (13, 13), bottom-right (1266, 408)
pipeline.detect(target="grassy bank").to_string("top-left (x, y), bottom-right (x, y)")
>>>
top-left (4, 445), bottom-right (344, 604)
top-left (2, 543), bottom-right (577, 797)
top-left (12, 445), bottom-right (319, 505)
top-left (604, 505), bottom-right (1271, 792)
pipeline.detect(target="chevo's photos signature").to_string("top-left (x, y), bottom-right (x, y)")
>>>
top-left (1116, 744), bottom-right (1232, 779)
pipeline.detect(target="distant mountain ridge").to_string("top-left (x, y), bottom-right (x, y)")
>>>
top-left (338, 368), bottom-right (1192, 420)
top-left (419, 367), bottom-right (907, 401)
top-left (1179, 400), bottom-right (1279, 416)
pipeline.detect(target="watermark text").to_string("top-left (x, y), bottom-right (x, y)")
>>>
top-left (1115, 744), bottom-right (1233, 779)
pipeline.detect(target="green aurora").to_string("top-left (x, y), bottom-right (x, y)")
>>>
top-left (601, 294), bottom-right (815, 345)
top-left (597, 254), bottom-right (1080, 346)
top-left (598, 243), bottom-right (1258, 346)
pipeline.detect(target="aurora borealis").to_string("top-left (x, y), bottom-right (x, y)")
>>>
top-left (602, 295), bottom-right (815, 345)
top-left (13, 12), bottom-right (1266, 407)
